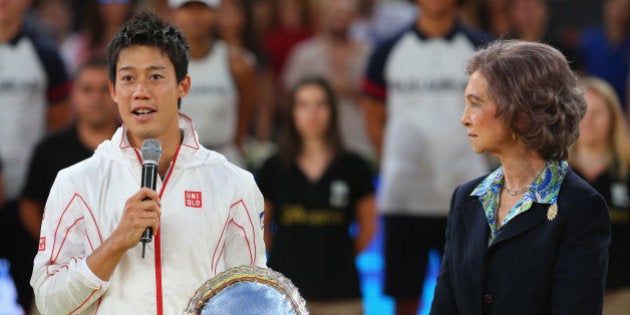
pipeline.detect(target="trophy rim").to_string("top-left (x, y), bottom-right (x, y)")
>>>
top-left (184, 265), bottom-right (308, 315)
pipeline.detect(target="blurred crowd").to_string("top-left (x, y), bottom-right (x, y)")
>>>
top-left (17, 0), bottom-right (625, 167)
top-left (1, 0), bottom-right (629, 314)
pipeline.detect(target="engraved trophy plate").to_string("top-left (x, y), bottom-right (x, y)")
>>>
top-left (184, 265), bottom-right (309, 314)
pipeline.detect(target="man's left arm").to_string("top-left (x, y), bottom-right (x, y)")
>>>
top-left (224, 173), bottom-right (267, 268)
top-left (31, 173), bottom-right (110, 314)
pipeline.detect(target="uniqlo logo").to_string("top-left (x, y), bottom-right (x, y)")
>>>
top-left (38, 237), bottom-right (46, 251)
top-left (185, 191), bottom-right (202, 208)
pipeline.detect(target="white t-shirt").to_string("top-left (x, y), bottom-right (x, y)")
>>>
top-left (180, 40), bottom-right (243, 165)
top-left (363, 23), bottom-right (492, 216)
top-left (0, 28), bottom-right (70, 201)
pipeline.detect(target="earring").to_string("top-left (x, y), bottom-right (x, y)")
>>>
top-left (512, 133), bottom-right (519, 141)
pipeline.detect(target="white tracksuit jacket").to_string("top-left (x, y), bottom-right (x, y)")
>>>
top-left (31, 115), bottom-right (267, 314)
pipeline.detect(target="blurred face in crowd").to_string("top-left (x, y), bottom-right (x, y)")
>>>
top-left (218, 0), bottom-right (245, 39)
top-left (171, 1), bottom-right (216, 43)
top-left (36, 0), bottom-right (73, 40)
top-left (0, 0), bottom-right (32, 26)
top-left (109, 45), bottom-right (189, 147)
top-left (578, 89), bottom-right (613, 148)
top-left (73, 66), bottom-right (119, 128)
top-left (293, 83), bottom-right (332, 141)
top-left (320, 0), bottom-right (357, 36)
top-left (461, 70), bottom-right (512, 155)
top-left (416, 0), bottom-right (457, 18)
top-left (509, 0), bottom-right (548, 37)
top-left (98, 0), bottom-right (133, 27)
top-left (604, 0), bottom-right (630, 29)
top-left (278, 0), bottom-right (305, 29)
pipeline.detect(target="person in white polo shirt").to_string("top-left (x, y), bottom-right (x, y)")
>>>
top-left (361, 0), bottom-right (492, 313)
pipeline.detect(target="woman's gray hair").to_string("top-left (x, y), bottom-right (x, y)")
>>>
top-left (466, 39), bottom-right (586, 160)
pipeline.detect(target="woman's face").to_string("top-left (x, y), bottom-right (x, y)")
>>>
top-left (578, 89), bottom-right (613, 147)
top-left (461, 70), bottom-right (512, 155)
top-left (292, 83), bottom-right (332, 141)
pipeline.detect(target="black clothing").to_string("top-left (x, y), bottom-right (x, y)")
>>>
top-left (573, 168), bottom-right (630, 289)
top-left (22, 125), bottom-right (93, 204)
top-left (257, 153), bottom-right (374, 301)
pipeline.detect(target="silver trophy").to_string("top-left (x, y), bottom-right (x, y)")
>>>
top-left (184, 265), bottom-right (309, 315)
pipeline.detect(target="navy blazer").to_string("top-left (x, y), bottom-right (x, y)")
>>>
top-left (430, 169), bottom-right (610, 315)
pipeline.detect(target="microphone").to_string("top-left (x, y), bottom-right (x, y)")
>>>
top-left (140, 138), bottom-right (162, 258)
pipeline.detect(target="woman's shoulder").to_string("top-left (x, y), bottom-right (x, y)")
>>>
top-left (448, 174), bottom-right (490, 209)
top-left (561, 169), bottom-right (602, 197)
top-left (559, 169), bottom-right (609, 218)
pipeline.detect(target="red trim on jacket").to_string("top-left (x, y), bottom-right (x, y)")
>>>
top-left (153, 144), bottom-right (181, 315)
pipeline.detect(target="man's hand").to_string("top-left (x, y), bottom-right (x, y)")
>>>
top-left (86, 188), bottom-right (161, 281)
top-left (111, 188), bottom-right (162, 250)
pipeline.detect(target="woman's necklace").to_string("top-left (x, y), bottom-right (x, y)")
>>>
top-left (503, 163), bottom-right (547, 196)
top-left (504, 185), bottom-right (530, 196)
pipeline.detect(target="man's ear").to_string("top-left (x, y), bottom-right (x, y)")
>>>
top-left (109, 81), bottom-right (117, 103)
top-left (178, 75), bottom-right (191, 98)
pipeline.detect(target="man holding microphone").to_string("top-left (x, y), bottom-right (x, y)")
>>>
top-left (30, 10), bottom-right (266, 314)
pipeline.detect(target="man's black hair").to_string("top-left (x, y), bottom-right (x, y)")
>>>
top-left (106, 9), bottom-right (189, 85)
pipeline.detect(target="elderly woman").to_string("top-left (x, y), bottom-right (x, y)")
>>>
top-left (430, 40), bottom-right (611, 315)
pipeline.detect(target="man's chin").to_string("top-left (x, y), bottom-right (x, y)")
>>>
top-left (129, 129), bottom-right (159, 142)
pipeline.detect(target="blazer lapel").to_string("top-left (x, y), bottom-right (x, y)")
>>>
top-left (460, 197), bottom-right (490, 252)
top-left (488, 203), bottom-right (548, 249)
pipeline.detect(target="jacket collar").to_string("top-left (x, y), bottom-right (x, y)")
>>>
top-left (116, 113), bottom-right (200, 150)
top-left (99, 113), bottom-right (202, 168)
top-left (471, 160), bottom-right (568, 242)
